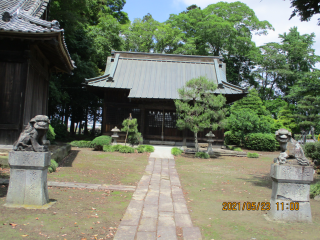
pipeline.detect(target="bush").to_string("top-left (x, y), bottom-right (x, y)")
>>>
top-left (224, 131), bottom-right (241, 146)
top-left (233, 147), bottom-right (243, 152)
top-left (119, 146), bottom-right (135, 153)
top-left (48, 159), bottom-right (58, 173)
top-left (51, 119), bottom-right (68, 139)
top-left (47, 125), bottom-right (56, 143)
top-left (103, 145), bottom-right (114, 152)
top-left (310, 182), bottom-right (320, 199)
top-left (171, 147), bottom-right (183, 156)
top-left (247, 152), bottom-right (259, 158)
top-left (244, 133), bottom-right (277, 151)
top-left (303, 142), bottom-right (320, 163)
top-left (91, 136), bottom-right (112, 150)
top-left (195, 152), bottom-right (210, 159)
top-left (121, 118), bottom-right (142, 146)
top-left (143, 145), bottom-right (155, 153)
top-left (136, 145), bottom-right (145, 153)
top-left (112, 144), bottom-right (123, 152)
top-left (70, 140), bottom-right (92, 148)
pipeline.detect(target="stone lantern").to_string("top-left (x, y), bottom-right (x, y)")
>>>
top-left (205, 131), bottom-right (215, 154)
top-left (111, 127), bottom-right (120, 144)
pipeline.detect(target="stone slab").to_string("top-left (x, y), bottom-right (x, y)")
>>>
top-left (142, 204), bottom-right (158, 218)
top-left (182, 227), bottom-right (202, 240)
top-left (268, 200), bottom-right (312, 222)
top-left (136, 232), bottom-right (156, 240)
top-left (158, 215), bottom-right (175, 227)
top-left (6, 152), bottom-right (50, 207)
top-left (157, 226), bottom-right (177, 240)
top-left (175, 213), bottom-right (193, 227)
top-left (271, 182), bottom-right (310, 201)
top-left (270, 164), bottom-right (314, 182)
top-left (114, 225), bottom-right (137, 240)
top-left (138, 217), bottom-right (157, 232)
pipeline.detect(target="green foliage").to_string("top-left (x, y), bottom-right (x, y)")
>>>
top-left (167, 2), bottom-right (273, 85)
top-left (233, 147), bottom-right (243, 152)
top-left (139, 145), bottom-right (155, 153)
top-left (112, 144), bottom-right (123, 151)
top-left (171, 147), bottom-right (183, 156)
top-left (247, 152), bottom-right (259, 158)
top-left (244, 133), bottom-right (277, 151)
top-left (103, 145), bottom-right (115, 152)
top-left (47, 125), bottom-right (56, 143)
top-left (50, 119), bottom-right (68, 139)
top-left (48, 159), bottom-right (59, 173)
top-left (310, 182), bottom-right (320, 199)
top-left (91, 136), bottom-right (112, 150)
top-left (136, 145), bottom-right (145, 153)
top-left (295, 95), bottom-right (320, 132)
top-left (121, 118), bottom-right (142, 146)
top-left (119, 145), bottom-right (135, 153)
top-left (195, 152), bottom-right (210, 159)
top-left (175, 76), bottom-right (227, 151)
top-left (224, 131), bottom-right (241, 146)
top-left (264, 98), bottom-right (288, 119)
top-left (303, 142), bottom-right (320, 163)
top-left (70, 140), bottom-right (92, 148)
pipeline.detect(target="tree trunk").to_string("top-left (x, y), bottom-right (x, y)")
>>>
top-left (78, 121), bottom-right (82, 135)
top-left (194, 131), bottom-right (199, 152)
top-left (75, 122), bottom-right (78, 134)
top-left (84, 107), bottom-right (88, 135)
top-left (64, 105), bottom-right (69, 127)
top-left (92, 109), bottom-right (96, 136)
top-left (70, 116), bottom-right (75, 136)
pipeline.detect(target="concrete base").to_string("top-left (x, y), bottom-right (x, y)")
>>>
top-left (269, 164), bottom-right (313, 222)
top-left (5, 151), bottom-right (51, 207)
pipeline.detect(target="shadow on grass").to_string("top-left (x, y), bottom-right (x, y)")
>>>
top-left (237, 174), bottom-right (273, 189)
top-left (59, 150), bottom-right (80, 167)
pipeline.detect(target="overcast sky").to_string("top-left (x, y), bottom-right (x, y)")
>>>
top-left (123, 0), bottom-right (320, 55)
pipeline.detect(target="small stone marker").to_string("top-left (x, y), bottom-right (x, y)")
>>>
top-left (269, 129), bottom-right (313, 222)
top-left (205, 131), bottom-right (215, 154)
top-left (5, 115), bottom-right (53, 209)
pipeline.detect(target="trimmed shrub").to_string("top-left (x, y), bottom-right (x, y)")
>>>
top-left (47, 124), bottom-right (56, 143)
top-left (247, 152), bottom-right (259, 158)
top-left (171, 147), bottom-right (183, 156)
top-left (119, 146), bottom-right (135, 153)
top-left (310, 182), bottom-right (320, 199)
top-left (91, 136), bottom-right (112, 150)
top-left (303, 142), bottom-right (320, 164)
top-left (136, 145), bottom-right (145, 153)
top-left (140, 145), bottom-right (155, 153)
top-left (121, 118), bottom-right (142, 146)
top-left (51, 119), bottom-right (68, 139)
top-left (233, 147), bottom-right (243, 152)
top-left (103, 145), bottom-right (114, 152)
top-left (224, 131), bottom-right (241, 146)
top-left (195, 152), bottom-right (210, 159)
top-left (70, 140), bottom-right (92, 148)
top-left (112, 144), bottom-right (123, 152)
top-left (244, 133), bottom-right (277, 151)
top-left (48, 159), bottom-right (58, 173)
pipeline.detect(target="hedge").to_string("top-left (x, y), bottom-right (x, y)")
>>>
top-left (224, 131), bottom-right (241, 146)
top-left (247, 152), bottom-right (259, 158)
top-left (171, 147), bottom-right (183, 156)
top-left (244, 133), bottom-right (277, 151)
top-left (70, 140), bottom-right (92, 148)
top-left (91, 136), bottom-right (112, 150)
top-left (303, 142), bottom-right (320, 164)
top-left (195, 152), bottom-right (210, 159)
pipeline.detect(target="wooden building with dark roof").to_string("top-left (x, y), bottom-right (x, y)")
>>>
top-left (85, 51), bottom-right (247, 145)
top-left (0, 0), bottom-right (75, 144)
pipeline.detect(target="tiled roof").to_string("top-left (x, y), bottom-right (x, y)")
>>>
top-left (0, 0), bottom-right (75, 70)
top-left (85, 51), bottom-right (247, 99)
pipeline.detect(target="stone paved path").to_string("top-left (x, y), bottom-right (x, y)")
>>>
top-left (114, 148), bottom-right (202, 240)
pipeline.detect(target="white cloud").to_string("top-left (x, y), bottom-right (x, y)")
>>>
top-left (174, 0), bottom-right (320, 55)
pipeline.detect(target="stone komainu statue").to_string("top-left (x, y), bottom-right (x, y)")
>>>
top-left (13, 115), bottom-right (50, 152)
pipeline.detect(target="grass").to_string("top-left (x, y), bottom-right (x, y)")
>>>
top-left (47, 148), bottom-right (148, 185)
top-left (175, 151), bottom-right (320, 240)
top-left (0, 186), bottom-right (131, 239)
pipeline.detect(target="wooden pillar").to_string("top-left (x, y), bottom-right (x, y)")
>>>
top-left (161, 109), bottom-right (165, 141)
top-left (140, 107), bottom-right (145, 137)
top-left (102, 92), bottom-right (107, 134)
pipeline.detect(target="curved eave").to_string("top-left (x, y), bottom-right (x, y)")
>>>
top-left (0, 30), bottom-right (75, 74)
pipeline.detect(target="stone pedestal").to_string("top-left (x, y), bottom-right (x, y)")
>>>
top-left (5, 151), bottom-right (51, 208)
top-left (269, 164), bottom-right (313, 222)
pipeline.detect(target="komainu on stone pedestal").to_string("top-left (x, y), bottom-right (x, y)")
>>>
top-left (5, 115), bottom-right (52, 209)
top-left (13, 115), bottom-right (50, 152)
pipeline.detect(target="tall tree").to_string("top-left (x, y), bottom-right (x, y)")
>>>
top-left (175, 76), bottom-right (227, 152)
top-left (167, 2), bottom-right (273, 86)
top-left (289, 0), bottom-right (320, 24)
